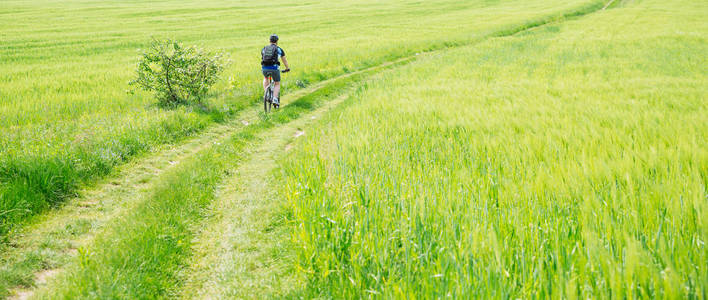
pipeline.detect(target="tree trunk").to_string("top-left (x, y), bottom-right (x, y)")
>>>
top-left (164, 55), bottom-right (179, 104)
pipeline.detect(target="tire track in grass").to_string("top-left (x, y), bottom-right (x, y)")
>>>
top-left (177, 3), bottom-right (626, 294)
top-left (2, 1), bottom-right (616, 297)
top-left (180, 86), bottom-right (357, 299)
top-left (0, 56), bottom-right (413, 300)
top-left (21, 59), bottom-right (411, 299)
top-left (178, 2), bottom-right (624, 297)
top-left (2, 113), bottom-right (249, 300)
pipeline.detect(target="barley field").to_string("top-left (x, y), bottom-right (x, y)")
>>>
top-left (1, 0), bottom-right (706, 298)
top-left (0, 0), bottom-right (602, 237)
top-left (279, 0), bottom-right (707, 297)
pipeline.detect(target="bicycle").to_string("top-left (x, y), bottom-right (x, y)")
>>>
top-left (263, 69), bottom-right (289, 113)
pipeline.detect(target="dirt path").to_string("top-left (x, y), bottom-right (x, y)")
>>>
top-left (4, 111), bottom-right (253, 299)
top-left (2, 2), bottom-right (614, 297)
top-left (180, 88), bottom-right (353, 299)
top-left (2, 57), bottom-right (407, 299)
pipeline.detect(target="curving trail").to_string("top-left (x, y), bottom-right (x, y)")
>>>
top-left (0, 1), bottom-right (615, 297)
top-left (2, 56), bottom-right (411, 299)
top-left (180, 88), bottom-right (355, 299)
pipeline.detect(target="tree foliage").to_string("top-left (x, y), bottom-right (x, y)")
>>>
top-left (130, 39), bottom-right (227, 107)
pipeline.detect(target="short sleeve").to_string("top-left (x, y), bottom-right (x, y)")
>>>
top-left (279, 47), bottom-right (285, 57)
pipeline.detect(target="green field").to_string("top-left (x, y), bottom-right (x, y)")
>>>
top-left (1, 0), bottom-right (707, 298)
top-left (0, 0), bottom-right (602, 237)
top-left (280, 0), bottom-right (707, 297)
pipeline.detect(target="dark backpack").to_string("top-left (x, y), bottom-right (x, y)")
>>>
top-left (262, 44), bottom-right (279, 66)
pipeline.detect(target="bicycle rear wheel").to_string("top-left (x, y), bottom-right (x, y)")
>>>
top-left (264, 88), bottom-right (273, 113)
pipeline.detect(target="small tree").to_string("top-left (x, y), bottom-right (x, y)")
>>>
top-left (130, 39), bottom-right (227, 107)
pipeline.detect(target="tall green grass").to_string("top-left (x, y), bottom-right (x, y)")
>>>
top-left (0, 0), bottom-right (603, 237)
top-left (279, 0), bottom-right (707, 297)
top-left (31, 61), bottom-right (400, 298)
top-left (0, 112), bottom-right (215, 239)
top-left (35, 130), bottom-right (255, 299)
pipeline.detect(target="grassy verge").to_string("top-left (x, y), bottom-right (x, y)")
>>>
top-left (34, 132), bottom-right (252, 298)
top-left (278, 0), bottom-right (707, 298)
top-left (0, 111), bottom-right (238, 299)
top-left (0, 110), bottom-right (221, 239)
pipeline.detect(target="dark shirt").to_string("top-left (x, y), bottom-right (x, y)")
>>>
top-left (262, 45), bottom-right (285, 70)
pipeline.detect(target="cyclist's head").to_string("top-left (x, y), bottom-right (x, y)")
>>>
top-left (269, 34), bottom-right (279, 43)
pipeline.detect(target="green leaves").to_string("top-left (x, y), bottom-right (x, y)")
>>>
top-left (130, 39), bottom-right (227, 108)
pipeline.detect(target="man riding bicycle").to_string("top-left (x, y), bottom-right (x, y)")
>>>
top-left (261, 34), bottom-right (290, 107)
